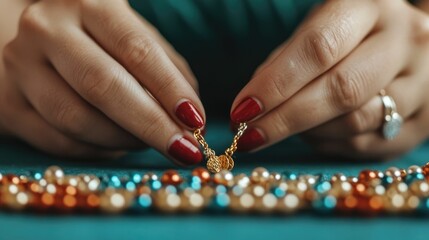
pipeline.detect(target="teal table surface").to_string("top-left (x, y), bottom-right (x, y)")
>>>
top-left (1, 121), bottom-right (428, 240)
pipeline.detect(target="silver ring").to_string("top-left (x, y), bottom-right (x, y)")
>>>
top-left (379, 90), bottom-right (402, 140)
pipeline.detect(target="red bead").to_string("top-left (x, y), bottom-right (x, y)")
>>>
top-left (358, 170), bottom-right (381, 183)
top-left (161, 170), bottom-right (183, 185)
top-left (192, 167), bottom-right (211, 183)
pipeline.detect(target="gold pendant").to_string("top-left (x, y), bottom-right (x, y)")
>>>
top-left (194, 123), bottom-right (247, 173)
top-left (206, 156), bottom-right (222, 173)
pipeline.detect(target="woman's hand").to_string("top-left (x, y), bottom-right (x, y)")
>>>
top-left (231, 0), bottom-right (429, 160)
top-left (0, 0), bottom-right (204, 165)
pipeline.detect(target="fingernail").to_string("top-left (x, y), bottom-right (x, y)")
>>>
top-left (237, 128), bottom-right (265, 152)
top-left (175, 99), bottom-right (204, 129)
top-left (231, 97), bottom-right (262, 123)
top-left (168, 134), bottom-right (203, 165)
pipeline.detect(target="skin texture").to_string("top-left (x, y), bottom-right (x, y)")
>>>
top-left (0, 0), bottom-right (204, 164)
top-left (1, 0), bottom-right (429, 163)
top-left (231, 0), bottom-right (429, 160)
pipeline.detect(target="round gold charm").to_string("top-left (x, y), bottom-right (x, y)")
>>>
top-left (218, 155), bottom-right (234, 171)
top-left (206, 156), bottom-right (221, 173)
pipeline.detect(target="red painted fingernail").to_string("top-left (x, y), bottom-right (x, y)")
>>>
top-left (175, 100), bottom-right (204, 129)
top-left (168, 135), bottom-right (203, 165)
top-left (237, 128), bottom-right (265, 152)
top-left (231, 97), bottom-right (262, 123)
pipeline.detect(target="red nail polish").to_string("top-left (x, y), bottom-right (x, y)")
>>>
top-left (237, 128), bottom-right (265, 152)
top-left (231, 97), bottom-right (262, 123)
top-left (168, 135), bottom-right (203, 165)
top-left (175, 100), bottom-right (204, 129)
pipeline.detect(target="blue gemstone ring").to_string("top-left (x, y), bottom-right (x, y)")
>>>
top-left (380, 90), bottom-right (402, 140)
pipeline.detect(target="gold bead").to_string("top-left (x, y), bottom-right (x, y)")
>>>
top-left (3, 191), bottom-right (32, 210)
top-left (100, 189), bottom-right (132, 213)
top-left (217, 155), bottom-right (234, 171)
top-left (269, 172), bottom-right (282, 184)
top-left (407, 165), bottom-right (423, 174)
top-left (207, 156), bottom-right (222, 173)
top-left (214, 170), bottom-right (234, 186)
top-left (44, 166), bottom-right (64, 183)
top-left (180, 192), bottom-right (205, 212)
top-left (234, 174), bottom-right (250, 188)
top-left (409, 180), bottom-right (429, 197)
top-left (385, 167), bottom-right (402, 181)
top-left (251, 167), bottom-right (270, 183)
top-left (277, 193), bottom-right (300, 213)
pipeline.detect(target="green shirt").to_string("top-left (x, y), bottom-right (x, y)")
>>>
top-left (129, 0), bottom-right (322, 117)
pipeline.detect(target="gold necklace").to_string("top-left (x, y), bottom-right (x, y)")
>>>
top-left (193, 123), bottom-right (247, 173)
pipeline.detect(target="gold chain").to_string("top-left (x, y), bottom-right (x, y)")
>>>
top-left (193, 123), bottom-right (247, 173)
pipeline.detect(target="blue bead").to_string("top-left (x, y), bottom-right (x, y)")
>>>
top-left (149, 180), bottom-right (162, 190)
top-left (419, 198), bottom-right (429, 214)
top-left (315, 181), bottom-right (332, 194)
top-left (313, 195), bottom-right (337, 213)
top-left (271, 186), bottom-right (286, 198)
top-left (32, 172), bottom-right (43, 180)
top-left (282, 172), bottom-right (298, 181)
top-left (131, 173), bottom-right (142, 184)
top-left (211, 193), bottom-right (230, 209)
top-left (405, 172), bottom-right (425, 184)
top-left (125, 181), bottom-right (136, 191)
top-left (138, 194), bottom-right (152, 208)
top-left (109, 175), bottom-right (121, 188)
top-left (215, 185), bottom-right (228, 194)
top-left (165, 185), bottom-right (177, 194)
top-left (315, 173), bottom-right (330, 183)
top-left (232, 185), bottom-right (244, 196)
top-left (382, 175), bottom-right (394, 186)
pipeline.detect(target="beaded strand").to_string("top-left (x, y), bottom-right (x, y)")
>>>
top-left (1, 164), bottom-right (429, 214)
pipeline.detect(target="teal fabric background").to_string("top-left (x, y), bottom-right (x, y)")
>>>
top-left (129, 0), bottom-right (321, 117)
top-left (1, 0), bottom-right (428, 239)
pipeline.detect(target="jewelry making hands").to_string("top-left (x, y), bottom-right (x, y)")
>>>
top-left (231, 0), bottom-right (429, 160)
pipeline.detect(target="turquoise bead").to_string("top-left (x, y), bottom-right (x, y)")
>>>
top-left (211, 193), bottom-right (230, 209)
top-left (215, 185), bottom-right (228, 194)
top-left (405, 172), bottom-right (425, 184)
top-left (271, 186), bottom-right (286, 198)
top-left (131, 173), bottom-right (142, 184)
top-left (149, 179), bottom-right (162, 190)
top-left (382, 175), bottom-right (394, 186)
top-left (313, 195), bottom-right (337, 213)
top-left (315, 181), bottom-right (331, 194)
top-left (418, 198), bottom-right (429, 214)
top-left (232, 185), bottom-right (244, 196)
top-left (125, 181), bottom-right (136, 191)
top-left (282, 172), bottom-right (298, 181)
top-left (109, 175), bottom-right (121, 188)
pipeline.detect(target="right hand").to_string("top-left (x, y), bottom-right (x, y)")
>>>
top-left (0, 0), bottom-right (205, 165)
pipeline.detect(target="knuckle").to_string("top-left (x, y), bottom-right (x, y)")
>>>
top-left (345, 109), bottom-right (370, 134)
top-left (19, 4), bottom-right (49, 35)
top-left (329, 69), bottom-right (363, 112)
top-left (153, 73), bottom-right (176, 97)
top-left (77, 65), bottom-right (122, 105)
top-left (268, 70), bottom-right (290, 100)
top-left (138, 113), bottom-right (165, 141)
top-left (117, 32), bottom-right (161, 71)
top-left (270, 111), bottom-right (292, 137)
top-left (52, 99), bottom-right (86, 137)
top-left (303, 27), bottom-right (343, 69)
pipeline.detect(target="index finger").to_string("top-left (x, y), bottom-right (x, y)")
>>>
top-left (81, 0), bottom-right (205, 130)
top-left (231, 0), bottom-right (379, 123)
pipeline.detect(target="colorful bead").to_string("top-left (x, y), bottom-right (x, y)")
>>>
top-left (161, 170), bottom-right (183, 186)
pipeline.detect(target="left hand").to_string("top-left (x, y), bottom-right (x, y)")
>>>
top-left (230, 0), bottom-right (429, 160)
